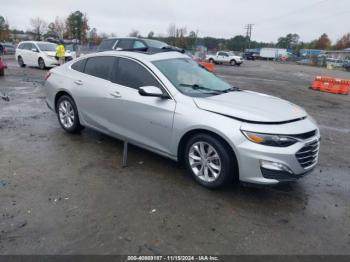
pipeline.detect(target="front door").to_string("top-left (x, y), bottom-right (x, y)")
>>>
top-left (107, 57), bottom-right (176, 154)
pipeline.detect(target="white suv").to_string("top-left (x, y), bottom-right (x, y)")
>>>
top-left (15, 41), bottom-right (73, 70)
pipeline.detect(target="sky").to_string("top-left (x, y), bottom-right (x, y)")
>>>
top-left (1, 0), bottom-right (349, 43)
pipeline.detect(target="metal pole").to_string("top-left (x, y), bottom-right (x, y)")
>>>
top-left (122, 140), bottom-right (128, 168)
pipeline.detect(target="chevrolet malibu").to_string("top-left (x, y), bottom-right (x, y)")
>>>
top-left (45, 51), bottom-right (320, 188)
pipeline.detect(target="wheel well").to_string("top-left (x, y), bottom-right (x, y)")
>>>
top-left (230, 59), bottom-right (236, 63)
top-left (54, 91), bottom-right (72, 112)
top-left (177, 129), bottom-right (239, 178)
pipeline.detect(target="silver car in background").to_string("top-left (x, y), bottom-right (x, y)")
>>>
top-left (45, 51), bottom-right (320, 188)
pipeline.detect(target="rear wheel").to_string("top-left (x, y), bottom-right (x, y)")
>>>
top-left (184, 134), bottom-right (234, 188)
top-left (56, 95), bottom-right (83, 133)
top-left (18, 56), bottom-right (25, 67)
top-left (38, 58), bottom-right (46, 70)
top-left (209, 58), bottom-right (215, 64)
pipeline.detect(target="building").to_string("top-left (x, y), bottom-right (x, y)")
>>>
top-left (323, 49), bottom-right (350, 60)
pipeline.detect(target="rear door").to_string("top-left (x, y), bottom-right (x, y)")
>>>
top-left (70, 56), bottom-right (116, 132)
top-left (107, 57), bottom-right (176, 154)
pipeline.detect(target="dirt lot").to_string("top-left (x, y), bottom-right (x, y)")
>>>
top-left (0, 56), bottom-right (350, 255)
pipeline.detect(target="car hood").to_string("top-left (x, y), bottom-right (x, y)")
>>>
top-left (193, 91), bottom-right (307, 123)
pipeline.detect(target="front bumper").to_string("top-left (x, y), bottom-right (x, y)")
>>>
top-left (234, 120), bottom-right (320, 185)
top-left (44, 56), bottom-right (73, 67)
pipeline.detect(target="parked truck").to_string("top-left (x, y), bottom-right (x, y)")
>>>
top-left (206, 51), bottom-right (243, 66)
top-left (259, 48), bottom-right (288, 60)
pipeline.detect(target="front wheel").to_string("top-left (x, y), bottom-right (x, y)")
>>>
top-left (185, 134), bottom-right (234, 188)
top-left (18, 56), bottom-right (25, 67)
top-left (38, 58), bottom-right (46, 70)
top-left (230, 60), bottom-right (236, 66)
top-left (56, 95), bottom-right (83, 133)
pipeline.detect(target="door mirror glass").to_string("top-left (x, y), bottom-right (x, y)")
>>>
top-left (139, 86), bottom-right (165, 98)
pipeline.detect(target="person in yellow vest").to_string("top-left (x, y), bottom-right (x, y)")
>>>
top-left (56, 40), bottom-right (66, 65)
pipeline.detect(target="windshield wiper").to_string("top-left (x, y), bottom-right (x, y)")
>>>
top-left (179, 83), bottom-right (222, 95)
top-left (221, 86), bottom-right (241, 93)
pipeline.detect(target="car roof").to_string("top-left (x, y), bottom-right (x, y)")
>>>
top-left (103, 37), bottom-right (138, 40)
top-left (90, 50), bottom-right (189, 62)
top-left (19, 41), bottom-right (56, 44)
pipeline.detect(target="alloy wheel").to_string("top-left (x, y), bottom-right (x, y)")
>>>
top-left (188, 141), bottom-right (222, 182)
top-left (58, 100), bottom-right (75, 129)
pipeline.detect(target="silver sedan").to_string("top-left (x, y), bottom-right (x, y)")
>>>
top-left (45, 51), bottom-right (320, 188)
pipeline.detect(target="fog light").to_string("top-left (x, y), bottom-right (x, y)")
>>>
top-left (260, 160), bottom-right (293, 174)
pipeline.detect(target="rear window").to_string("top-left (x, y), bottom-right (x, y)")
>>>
top-left (98, 39), bottom-right (117, 51)
top-left (71, 59), bottom-right (86, 73)
top-left (84, 56), bottom-right (115, 80)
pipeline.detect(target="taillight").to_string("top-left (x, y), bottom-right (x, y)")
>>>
top-left (44, 72), bottom-right (51, 80)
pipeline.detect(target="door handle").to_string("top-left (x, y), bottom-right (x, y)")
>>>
top-left (109, 91), bottom-right (122, 98)
top-left (74, 80), bottom-right (83, 85)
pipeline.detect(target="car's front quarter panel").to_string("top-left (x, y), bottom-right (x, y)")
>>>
top-left (171, 97), bottom-right (244, 161)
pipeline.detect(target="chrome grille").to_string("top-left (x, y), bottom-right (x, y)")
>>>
top-left (296, 139), bottom-right (319, 168)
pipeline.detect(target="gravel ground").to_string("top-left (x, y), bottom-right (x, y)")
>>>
top-left (0, 56), bottom-right (349, 255)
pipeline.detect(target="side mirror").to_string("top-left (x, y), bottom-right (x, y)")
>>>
top-left (31, 48), bottom-right (38, 52)
top-left (139, 86), bottom-right (168, 98)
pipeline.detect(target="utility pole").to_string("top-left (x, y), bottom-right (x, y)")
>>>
top-left (244, 24), bottom-right (254, 50)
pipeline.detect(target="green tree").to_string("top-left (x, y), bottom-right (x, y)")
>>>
top-left (186, 30), bottom-right (198, 50)
top-left (277, 33), bottom-right (300, 49)
top-left (65, 11), bottom-right (89, 43)
top-left (147, 31), bottom-right (154, 39)
top-left (0, 16), bottom-right (10, 41)
top-left (225, 35), bottom-right (247, 51)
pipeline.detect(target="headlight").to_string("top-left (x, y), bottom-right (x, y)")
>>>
top-left (242, 131), bottom-right (297, 147)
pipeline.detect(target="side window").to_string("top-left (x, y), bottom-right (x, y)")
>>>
top-left (218, 52), bottom-right (224, 56)
top-left (17, 43), bottom-right (24, 49)
top-left (98, 39), bottom-right (117, 51)
top-left (84, 56), bottom-right (115, 80)
top-left (112, 57), bottom-right (160, 89)
top-left (71, 59), bottom-right (86, 73)
top-left (22, 43), bottom-right (30, 50)
top-left (117, 39), bottom-right (133, 50)
top-left (133, 40), bottom-right (146, 49)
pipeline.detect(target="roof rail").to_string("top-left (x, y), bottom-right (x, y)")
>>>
top-left (117, 46), bottom-right (185, 55)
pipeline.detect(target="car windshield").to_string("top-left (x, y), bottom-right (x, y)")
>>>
top-left (153, 58), bottom-right (233, 97)
top-left (36, 43), bottom-right (57, 52)
top-left (144, 39), bottom-right (168, 49)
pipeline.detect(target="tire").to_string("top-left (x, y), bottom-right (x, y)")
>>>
top-left (184, 133), bottom-right (234, 188)
top-left (18, 56), bottom-right (25, 67)
top-left (230, 60), bottom-right (236, 66)
top-left (0, 69), bottom-right (4, 76)
top-left (38, 58), bottom-right (46, 70)
top-left (209, 58), bottom-right (215, 64)
top-left (56, 95), bottom-right (83, 133)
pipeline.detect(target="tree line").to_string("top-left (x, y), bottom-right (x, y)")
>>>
top-left (1, 12), bottom-right (350, 52)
